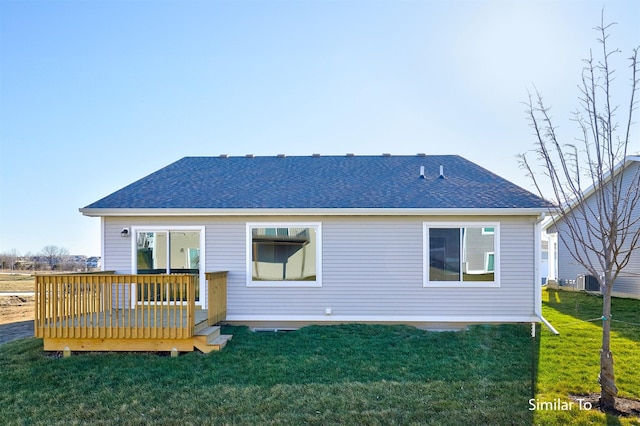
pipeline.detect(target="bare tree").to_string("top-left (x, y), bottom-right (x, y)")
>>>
top-left (40, 245), bottom-right (70, 270)
top-left (520, 16), bottom-right (639, 410)
top-left (0, 249), bottom-right (19, 271)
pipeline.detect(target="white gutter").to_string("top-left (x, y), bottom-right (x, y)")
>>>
top-left (79, 207), bottom-right (548, 217)
top-left (539, 315), bottom-right (560, 335)
top-left (534, 212), bottom-right (559, 335)
top-left (534, 213), bottom-right (544, 318)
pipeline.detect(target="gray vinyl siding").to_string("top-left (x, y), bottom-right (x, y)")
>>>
top-left (552, 161), bottom-right (640, 296)
top-left (556, 236), bottom-right (640, 296)
top-left (103, 215), bottom-right (539, 322)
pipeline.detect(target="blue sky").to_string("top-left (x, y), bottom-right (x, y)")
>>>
top-left (0, 0), bottom-right (638, 256)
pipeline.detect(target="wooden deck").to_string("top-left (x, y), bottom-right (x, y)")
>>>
top-left (34, 272), bottom-right (229, 353)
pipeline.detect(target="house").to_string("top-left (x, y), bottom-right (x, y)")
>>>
top-left (77, 154), bottom-right (551, 331)
top-left (86, 256), bottom-right (101, 269)
top-left (33, 154), bottom-right (553, 353)
top-left (545, 156), bottom-right (640, 299)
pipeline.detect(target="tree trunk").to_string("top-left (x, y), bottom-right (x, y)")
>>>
top-left (598, 287), bottom-right (618, 409)
top-left (599, 350), bottom-right (617, 408)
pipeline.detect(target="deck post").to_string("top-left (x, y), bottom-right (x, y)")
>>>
top-left (205, 271), bottom-right (228, 326)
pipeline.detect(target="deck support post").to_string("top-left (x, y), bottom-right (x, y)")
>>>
top-left (63, 347), bottom-right (71, 358)
top-left (171, 348), bottom-right (179, 358)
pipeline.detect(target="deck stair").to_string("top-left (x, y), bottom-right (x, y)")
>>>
top-left (193, 322), bottom-right (233, 353)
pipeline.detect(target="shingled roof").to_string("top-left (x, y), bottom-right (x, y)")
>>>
top-left (81, 155), bottom-right (550, 212)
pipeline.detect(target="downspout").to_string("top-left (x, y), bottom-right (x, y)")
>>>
top-left (539, 316), bottom-right (559, 335)
top-left (535, 212), bottom-right (560, 335)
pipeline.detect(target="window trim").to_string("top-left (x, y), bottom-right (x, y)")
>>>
top-left (246, 222), bottom-right (322, 287)
top-left (423, 222), bottom-right (500, 288)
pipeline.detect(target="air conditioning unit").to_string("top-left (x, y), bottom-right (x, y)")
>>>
top-left (576, 275), bottom-right (586, 290)
top-left (584, 275), bottom-right (600, 291)
top-left (577, 274), bottom-right (600, 291)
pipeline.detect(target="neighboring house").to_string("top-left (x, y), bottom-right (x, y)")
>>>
top-left (80, 154), bottom-right (552, 330)
top-left (539, 239), bottom-right (550, 285)
top-left (539, 216), bottom-right (555, 285)
top-left (86, 256), bottom-right (102, 269)
top-left (545, 156), bottom-right (640, 298)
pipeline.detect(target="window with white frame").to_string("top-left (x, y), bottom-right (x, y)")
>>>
top-left (136, 230), bottom-right (200, 274)
top-left (132, 227), bottom-right (205, 302)
top-left (423, 223), bottom-right (499, 287)
top-left (246, 223), bottom-right (321, 287)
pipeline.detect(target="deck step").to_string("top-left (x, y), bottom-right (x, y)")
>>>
top-left (193, 334), bottom-right (233, 353)
top-left (194, 320), bottom-right (210, 334)
top-left (193, 325), bottom-right (231, 353)
top-left (210, 334), bottom-right (233, 350)
top-left (194, 326), bottom-right (221, 343)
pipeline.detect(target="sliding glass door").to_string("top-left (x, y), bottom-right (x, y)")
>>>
top-left (133, 227), bottom-right (204, 304)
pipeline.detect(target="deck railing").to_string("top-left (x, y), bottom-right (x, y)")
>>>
top-left (206, 271), bottom-right (227, 326)
top-left (34, 274), bottom-right (197, 340)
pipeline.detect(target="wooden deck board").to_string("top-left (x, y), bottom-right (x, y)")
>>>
top-left (47, 308), bottom-right (207, 327)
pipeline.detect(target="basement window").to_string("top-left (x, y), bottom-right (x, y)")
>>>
top-left (246, 223), bottom-right (322, 287)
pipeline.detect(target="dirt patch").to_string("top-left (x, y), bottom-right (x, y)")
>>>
top-left (0, 295), bottom-right (34, 325)
top-left (570, 393), bottom-right (640, 419)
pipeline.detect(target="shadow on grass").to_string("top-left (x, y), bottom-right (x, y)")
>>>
top-left (213, 323), bottom-right (534, 386)
top-left (1, 324), bottom-right (537, 425)
top-left (606, 413), bottom-right (623, 426)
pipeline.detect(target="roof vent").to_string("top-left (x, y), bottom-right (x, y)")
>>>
top-left (419, 166), bottom-right (425, 179)
top-left (312, 153), bottom-right (321, 157)
top-left (416, 153), bottom-right (426, 157)
top-left (346, 153), bottom-right (355, 157)
top-left (245, 154), bottom-right (254, 158)
top-left (382, 153), bottom-right (391, 157)
top-left (219, 154), bottom-right (228, 158)
top-left (277, 154), bottom-right (286, 158)
top-left (439, 165), bottom-right (445, 179)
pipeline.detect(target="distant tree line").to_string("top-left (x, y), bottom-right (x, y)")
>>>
top-left (0, 246), bottom-right (100, 272)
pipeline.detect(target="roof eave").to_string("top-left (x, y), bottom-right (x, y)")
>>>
top-left (79, 207), bottom-right (548, 217)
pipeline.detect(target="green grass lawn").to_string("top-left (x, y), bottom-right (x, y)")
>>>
top-left (0, 288), bottom-right (638, 425)
top-left (534, 288), bottom-right (640, 425)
